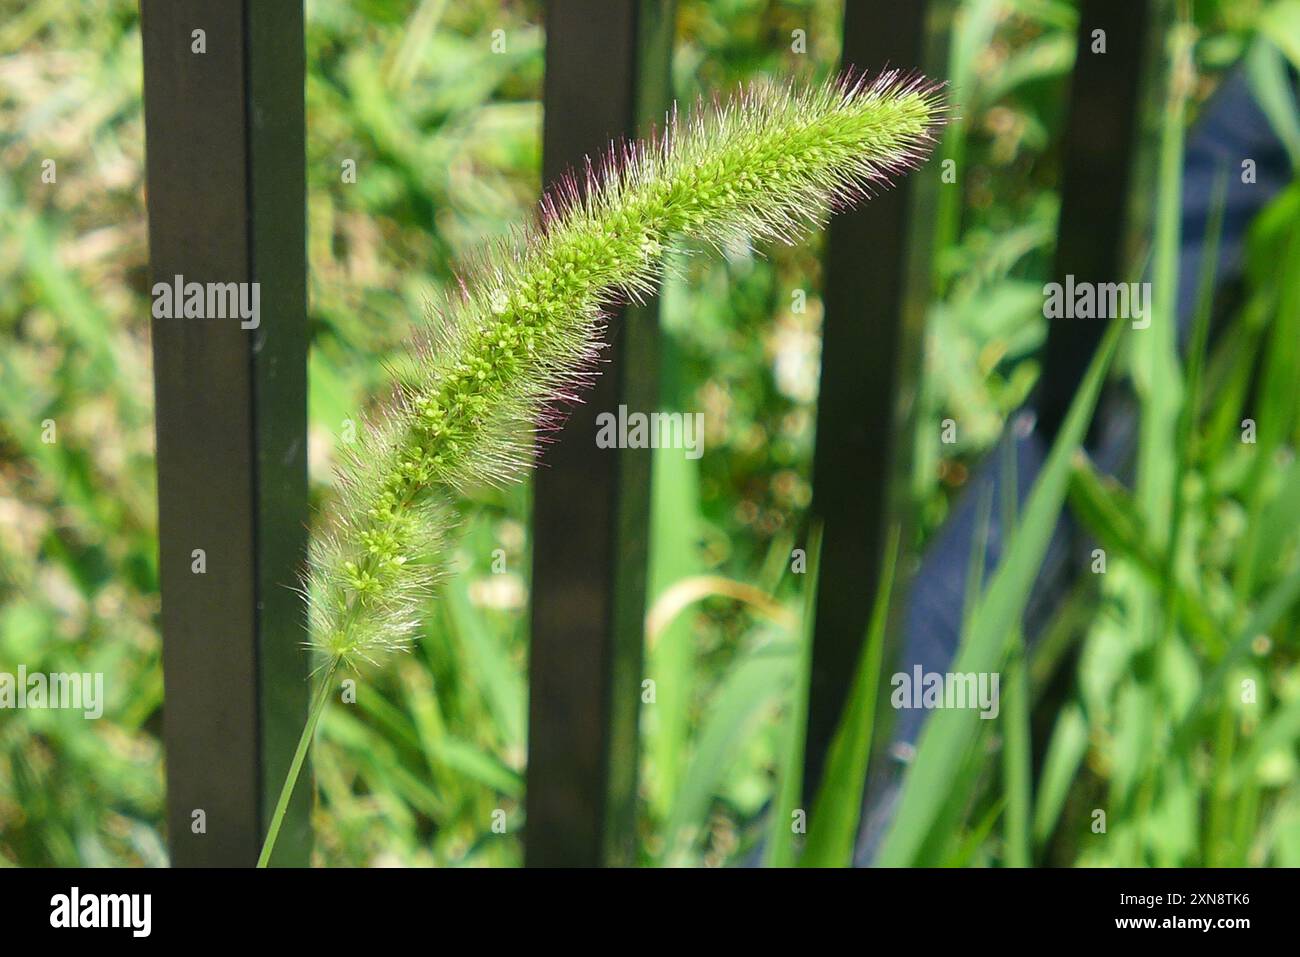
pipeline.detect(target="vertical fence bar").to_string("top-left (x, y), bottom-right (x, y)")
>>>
top-left (526, 0), bottom-right (675, 867)
top-left (1034, 0), bottom-right (1154, 440)
top-left (141, 0), bottom-right (309, 867)
top-left (802, 0), bottom-right (936, 798)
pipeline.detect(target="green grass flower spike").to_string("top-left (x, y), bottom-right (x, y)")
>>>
top-left (260, 70), bottom-right (944, 866)
top-left (308, 70), bottom-right (945, 668)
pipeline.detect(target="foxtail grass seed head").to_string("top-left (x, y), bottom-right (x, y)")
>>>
top-left (307, 71), bottom-right (946, 668)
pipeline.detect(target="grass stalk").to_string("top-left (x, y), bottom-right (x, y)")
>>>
top-left (258, 657), bottom-right (340, 868)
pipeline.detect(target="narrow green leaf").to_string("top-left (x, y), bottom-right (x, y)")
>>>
top-left (800, 527), bottom-right (900, 867)
top-left (877, 319), bottom-right (1123, 866)
top-left (646, 445), bottom-right (703, 822)
top-left (764, 522), bottom-right (822, 867)
top-left (1032, 701), bottom-right (1089, 848)
top-left (665, 641), bottom-right (794, 863)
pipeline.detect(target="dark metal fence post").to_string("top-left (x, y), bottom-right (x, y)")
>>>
top-left (803, 0), bottom-right (935, 798)
top-left (1035, 0), bottom-right (1155, 441)
top-left (141, 0), bottom-right (309, 867)
top-left (525, 0), bottom-right (675, 867)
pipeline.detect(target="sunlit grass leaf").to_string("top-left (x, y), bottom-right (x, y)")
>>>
top-left (763, 522), bottom-right (821, 867)
top-left (800, 526), bottom-right (899, 867)
top-left (877, 318), bottom-right (1123, 866)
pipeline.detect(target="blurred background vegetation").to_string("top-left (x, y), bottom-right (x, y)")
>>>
top-left (1, 0), bottom-right (1298, 867)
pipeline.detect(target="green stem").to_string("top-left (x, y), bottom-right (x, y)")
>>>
top-left (257, 656), bottom-right (340, 868)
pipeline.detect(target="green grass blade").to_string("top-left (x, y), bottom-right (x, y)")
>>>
top-left (1031, 701), bottom-right (1089, 849)
top-left (800, 526), bottom-right (900, 867)
top-left (877, 318), bottom-right (1123, 866)
top-left (763, 522), bottom-right (822, 867)
top-left (664, 640), bottom-right (794, 863)
top-left (646, 444), bottom-right (703, 823)
top-left (1132, 20), bottom-right (1192, 552)
top-left (1163, 167), bottom-right (1227, 618)
top-left (1176, 558), bottom-right (1300, 748)
top-left (1245, 36), bottom-right (1300, 170)
top-left (1001, 637), bottom-right (1032, 866)
top-left (1067, 453), bottom-right (1220, 646)
top-left (444, 577), bottom-right (526, 747)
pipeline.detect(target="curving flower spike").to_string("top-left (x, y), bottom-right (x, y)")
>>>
top-left (307, 70), bottom-right (947, 668)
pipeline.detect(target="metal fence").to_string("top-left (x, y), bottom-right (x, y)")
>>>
top-left (140, 0), bottom-right (1150, 866)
